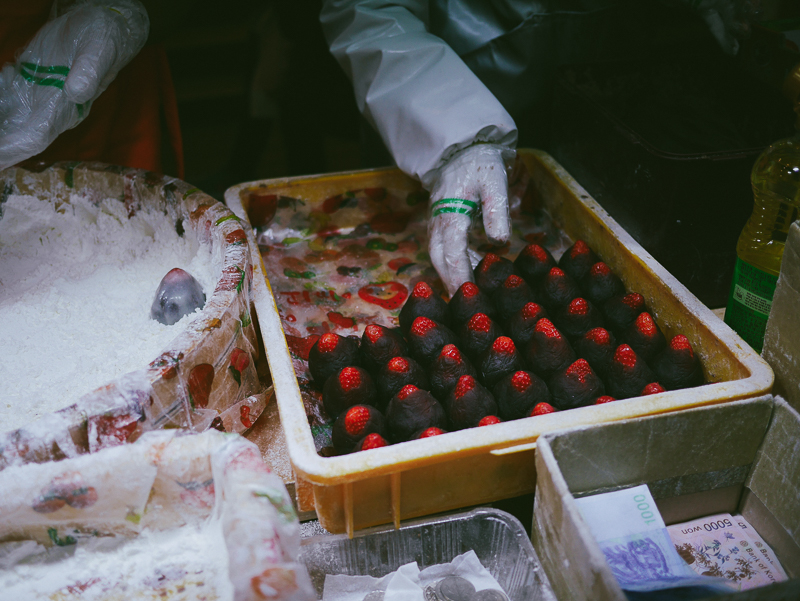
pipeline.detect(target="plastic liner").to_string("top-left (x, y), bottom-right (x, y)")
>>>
top-left (0, 162), bottom-right (264, 470)
top-left (299, 508), bottom-right (554, 601)
top-left (0, 429), bottom-right (315, 600)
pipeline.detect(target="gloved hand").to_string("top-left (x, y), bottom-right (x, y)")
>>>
top-left (425, 144), bottom-right (515, 297)
top-left (0, 1), bottom-right (149, 171)
top-left (677, 0), bottom-right (749, 55)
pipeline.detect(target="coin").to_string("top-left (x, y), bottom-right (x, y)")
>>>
top-left (363, 591), bottom-right (384, 601)
top-left (472, 589), bottom-right (510, 601)
top-left (435, 575), bottom-right (476, 601)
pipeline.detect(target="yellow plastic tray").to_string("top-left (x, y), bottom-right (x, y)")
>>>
top-left (225, 150), bottom-right (772, 535)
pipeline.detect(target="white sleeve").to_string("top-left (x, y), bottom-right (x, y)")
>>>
top-left (320, 0), bottom-right (518, 186)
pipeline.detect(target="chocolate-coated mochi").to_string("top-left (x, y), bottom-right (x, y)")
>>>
top-left (308, 333), bottom-right (360, 387)
top-left (492, 370), bottom-right (550, 421)
top-left (385, 385), bottom-right (447, 442)
top-left (399, 281), bottom-right (450, 332)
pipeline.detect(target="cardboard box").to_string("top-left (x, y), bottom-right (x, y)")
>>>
top-left (763, 221), bottom-right (800, 414)
top-left (531, 395), bottom-right (800, 600)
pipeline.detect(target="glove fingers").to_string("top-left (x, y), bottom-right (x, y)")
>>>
top-left (479, 158), bottom-right (511, 244)
top-left (64, 37), bottom-right (115, 103)
top-left (430, 213), bottom-right (473, 296)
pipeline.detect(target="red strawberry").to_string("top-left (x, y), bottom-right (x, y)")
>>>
top-left (595, 396), bottom-right (616, 405)
top-left (359, 324), bottom-right (408, 373)
top-left (558, 240), bottom-right (598, 281)
top-left (651, 334), bottom-right (703, 391)
top-left (478, 337), bottom-right (525, 387)
top-left (514, 243), bottom-right (556, 285)
top-left (507, 302), bottom-right (549, 348)
top-left (540, 267), bottom-right (581, 312)
top-left (574, 327), bottom-right (617, 378)
top-left (603, 293), bottom-right (649, 335)
top-left (553, 297), bottom-right (605, 341)
top-left (525, 318), bottom-right (576, 380)
top-left (449, 281), bottom-right (498, 326)
top-left (308, 333), bottom-right (360, 386)
top-left (444, 375), bottom-right (498, 430)
top-left (582, 262), bottom-right (625, 306)
top-left (407, 317), bottom-right (459, 366)
top-left (478, 415), bottom-right (502, 426)
top-left (332, 404), bottom-right (386, 454)
top-left (492, 275), bottom-right (537, 321)
top-left (458, 312), bottom-right (502, 362)
top-left (322, 366), bottom-right (378, 418)
top-left (376, 356), bottom-right (430, 407)
top-left (548, 359), bottom-right (605, 410)
top-left (492, 369), bottom-right (551, 421)
top-left (428, 344), bottom-right (477, 399)
top-left (474, 253), bottom-right (517, 294)
top-left (530, 402), bottom-right (556, 416)
top-left (398, 281), bottom-right (450, 331)
top-left (622, 312), bottom-right (666, 362)
top-left (414, 426), bottom-right (447, 439)
top-left (386, 386), bottom-right (446, 442)
top-left (642, 382), bottom-right (666, 395)
top-left (607, 344), bottom-right (656, 400)
top-left (354, 433), bottom-right (389, 451)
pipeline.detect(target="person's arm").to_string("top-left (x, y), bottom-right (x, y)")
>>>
top-left (321, 0), bottom-right (517, 295)
top-left (0, 0), bottom-right (149, 171)
top-left (320, 0), bottom-right (516, 185)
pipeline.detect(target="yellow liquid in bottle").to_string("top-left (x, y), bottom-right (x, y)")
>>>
top-left (725, 134), bottom-right (800, 352)
top-left (738, 135), bottom-right (800, 275)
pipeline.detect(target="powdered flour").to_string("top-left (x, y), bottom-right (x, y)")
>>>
top-left (0, 193), bottom-right (217, 434)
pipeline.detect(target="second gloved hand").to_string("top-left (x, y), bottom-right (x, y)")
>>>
top-left (425, 144), bottom-right (515, 297)
top-left (0, 1), bottom-right (149, 171)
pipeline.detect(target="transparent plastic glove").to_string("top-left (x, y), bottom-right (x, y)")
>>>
top-left (425, 144), bottom-right (515, 297)
top-left (678, 0), bottom-right (748, 55)
top-left (0, 1), bottom-right (149, 171)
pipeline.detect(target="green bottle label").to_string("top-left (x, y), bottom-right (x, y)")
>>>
top-left (724, 258), bottom-right (778, 353)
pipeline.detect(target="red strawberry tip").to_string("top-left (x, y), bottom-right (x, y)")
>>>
top-left (360, 433), bottom-right (388, 450)
top-left (531, 402), bottom-right (556, 416)
top-left (411, 281), bottom-right (433, 299)
top-left (344, 406), bottom-right (370, 436)
top-left (510, 371), bottom-right (532, 393)
top-left (317, 333), bottom-right (339, 353)
top-left (397, 384), bottom-right (418, 400)
top-left (454, 375), bottom-right (476, 399)
top-left (387, 357), bottom-right (409, 373)
top-left (339, 367), bottom-right (362, 392)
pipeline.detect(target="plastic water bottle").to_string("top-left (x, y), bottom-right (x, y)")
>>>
top-left (724, 130), bottom-right (800, 353)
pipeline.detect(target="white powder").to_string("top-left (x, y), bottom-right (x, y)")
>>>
top-left (0, 193), bottom-right (218, 434)
top-left (0, 519), bottom-right (233, 600)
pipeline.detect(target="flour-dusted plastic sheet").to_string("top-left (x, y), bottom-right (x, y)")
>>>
top-left (0, 429), bottom-right (315, 600)
top-left (0, 162), bottom-right (266, 470)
